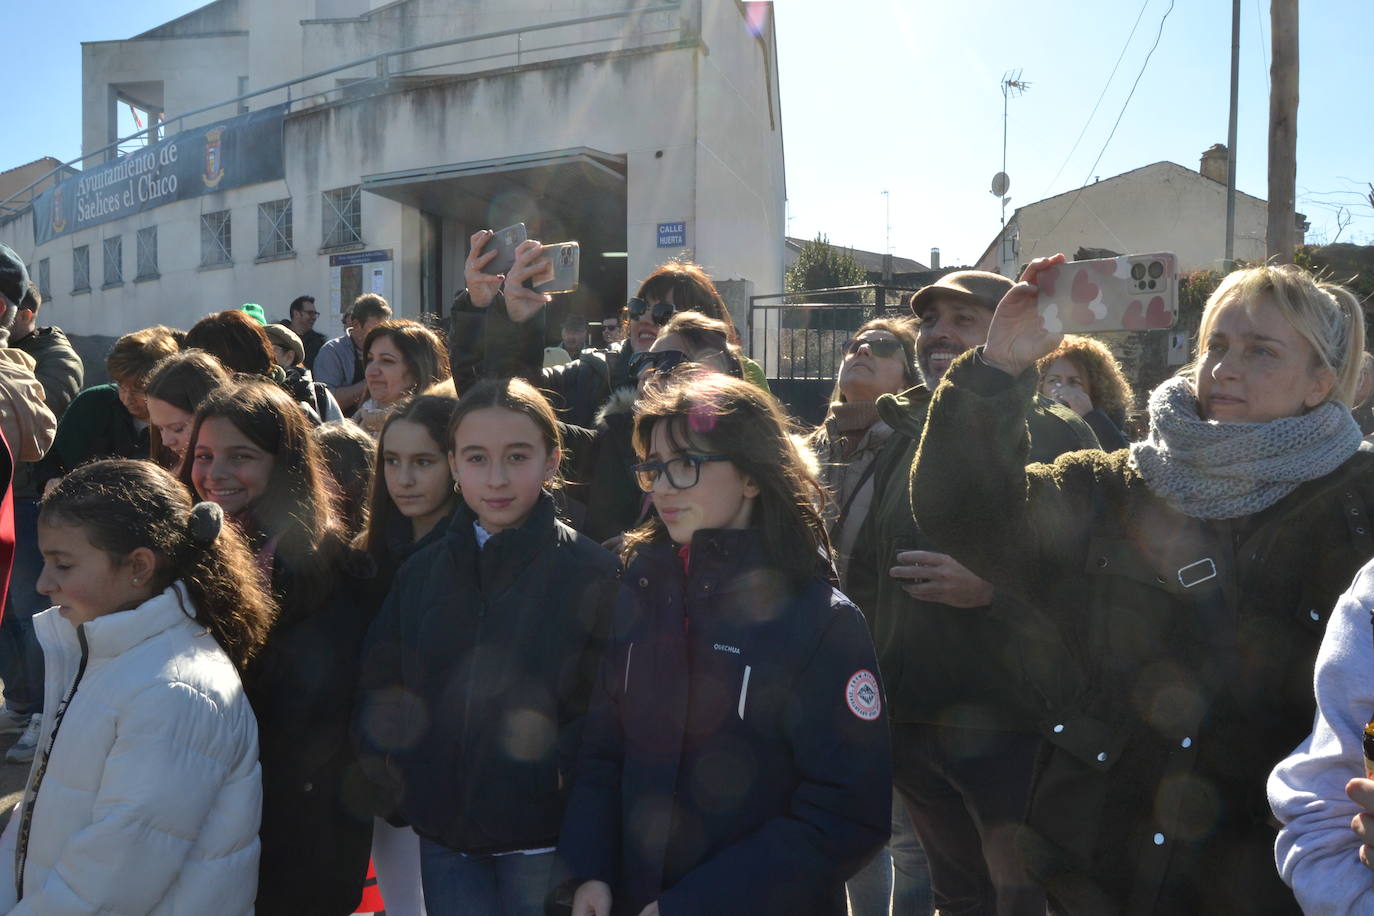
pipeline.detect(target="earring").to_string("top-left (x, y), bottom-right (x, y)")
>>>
top-left (132, 577), bottom-right (141, 586)
top-left (452, 482), bottom-right (462, 494)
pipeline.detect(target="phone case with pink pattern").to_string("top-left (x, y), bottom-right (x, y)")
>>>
top-left (1035, 252), bottom-right (1178, 333)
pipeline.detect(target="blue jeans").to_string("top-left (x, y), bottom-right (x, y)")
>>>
top-left (847, 794), bottom-right (935, 915)
top-left (418, 840), bottom-right (555, 916)
top-left (0, 499), bottom-right (46, 715)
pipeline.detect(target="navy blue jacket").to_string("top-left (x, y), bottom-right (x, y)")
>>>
top-left (559, 530), bottom-right (892, 916)
top-left (355, 494), bottom-right (620, 854)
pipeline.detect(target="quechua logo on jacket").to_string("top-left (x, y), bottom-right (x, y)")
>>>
top-left (846, 670), bottom-right (881, 721)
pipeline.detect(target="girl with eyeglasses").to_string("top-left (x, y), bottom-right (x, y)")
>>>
top-left (558, 370), bottom-right (891, 916)
top-left (356, 377), bottom-right (618, 915)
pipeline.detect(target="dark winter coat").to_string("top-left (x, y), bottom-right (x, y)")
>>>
top-left (246, 546), bottom-right (376, 916)
top-left (449, 289), bottom-right (635, 427)
top-left (559, 530), bottom-right (892, 916)
top-left (356, 494), bottom-right (619, 854)
top-left (911, 351), bottom-right (1374, 915)
top-left (42, 384), bottom-right (147, 485)
top-left (560, 389), bottom-right (646, 544)
top-left (11, 326), bottom-right (83, 499)
top-left (846, 378), bottom-right (1099, 731)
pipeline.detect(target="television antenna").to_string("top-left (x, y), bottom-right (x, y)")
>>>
top-left (999, 70), bottom-right (1031, 227)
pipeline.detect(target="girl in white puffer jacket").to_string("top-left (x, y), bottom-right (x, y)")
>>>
top-left (0, 458), bottom-right (276, 915)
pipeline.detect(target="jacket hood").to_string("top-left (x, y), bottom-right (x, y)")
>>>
top-left (876, 384), bottom-right (932, 438)
top-left (594, 385), bottom-right (638, 427)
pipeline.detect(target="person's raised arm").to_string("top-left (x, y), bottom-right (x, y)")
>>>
top-left (911, 254), bottom-right (1097, 607)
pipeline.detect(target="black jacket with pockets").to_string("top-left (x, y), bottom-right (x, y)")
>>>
top-left (356, 493), bottom-right (620, 854)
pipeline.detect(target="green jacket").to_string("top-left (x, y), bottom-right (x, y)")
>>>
top-left (911, 351), bottom-right (1374, 915)
top-left (846, 366), bottom-right (1098, 733)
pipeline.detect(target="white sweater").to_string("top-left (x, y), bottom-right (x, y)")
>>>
top-left (0, 583), bottom-right (262, 915)
top-left (1269, 560), bottom-right (1374, 914)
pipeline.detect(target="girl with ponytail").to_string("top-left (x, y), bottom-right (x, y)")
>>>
top-left (0, 458), bottom-right (272, 913)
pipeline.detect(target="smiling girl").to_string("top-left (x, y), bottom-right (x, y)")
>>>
top-left (0, 459), bottom-right (273, 914)
top-left (356, 377), bottom-right (618, 916)
top-left (558, 370), bottom-right (892, 916)
top-left (180, 378), bottom-right (374, 916)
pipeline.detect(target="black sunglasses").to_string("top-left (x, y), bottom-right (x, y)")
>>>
top-left (629, 349), bottom-right (689, 377)
top-left (843, 337), bottom-right (903, 358)
top-left (627, 297), bottom-right (684, 326)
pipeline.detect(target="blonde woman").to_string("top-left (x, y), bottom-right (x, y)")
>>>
top-left (912, 258), bottom-right (1374, 914)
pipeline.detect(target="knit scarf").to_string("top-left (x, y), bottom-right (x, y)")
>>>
top-left (1129, 375), bottom-right (1362, 520)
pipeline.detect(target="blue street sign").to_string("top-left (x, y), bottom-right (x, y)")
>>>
top-left (657, 221), bottom-right (686, 248)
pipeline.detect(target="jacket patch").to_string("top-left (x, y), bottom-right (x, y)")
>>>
top-left (846, 669), bottom-right (881, 721)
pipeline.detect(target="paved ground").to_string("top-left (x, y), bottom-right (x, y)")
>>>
top-left (0, 695), bottom-right (32, 832)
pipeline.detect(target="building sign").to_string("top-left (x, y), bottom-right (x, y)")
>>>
top-left (657, 221), bottom-right (686, 248)
top-left (328, 249), bottom-right (392, 267)
top-left (33, 104), bottom-right (288, 245)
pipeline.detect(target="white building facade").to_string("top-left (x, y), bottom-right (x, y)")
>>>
top-left (0, 0), bottom-right (786, 346)
top-left (977, 154), bottom-right (1285, 279)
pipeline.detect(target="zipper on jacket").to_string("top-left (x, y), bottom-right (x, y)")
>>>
top-left (737, 665), bottom-right (752, 720)
top-left (16, 626), bottom-right (91, 898)
top-left (623, 642), bottom-right (634, 694)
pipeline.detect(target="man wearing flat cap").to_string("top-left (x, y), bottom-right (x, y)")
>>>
top-left (846, 270), bottom-right (1098, 915)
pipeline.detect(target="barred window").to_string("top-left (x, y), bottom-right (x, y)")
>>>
top-left (201, 210), bottom-right (232, 267)
top-left (102, 236), bottom-right (122, 286)
top-left (321, 185), bottom-right (362, 249)
top-left (136, 226), bottom-right (158, 279)
top-left (37, 258), bottom-right (50, 300)
top-left (258, 198), bottom-right (293, 259)
top-left (72, 246), bottom-right (89, 292)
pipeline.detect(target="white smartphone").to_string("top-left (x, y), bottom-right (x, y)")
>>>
top-left (535, 242), bottom-right (581, 295)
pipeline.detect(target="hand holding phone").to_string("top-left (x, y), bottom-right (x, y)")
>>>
top-left (487, 222), bottom-right (528, 276)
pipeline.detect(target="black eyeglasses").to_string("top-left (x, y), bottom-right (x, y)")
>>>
top-left (629, 349), bottom-right (689, 377)
top-left (627, 297), bottom-right (683, 326)
top-left (843, 337), bottom-right (903, 358)
top-left (301, 309), bottom-right (320, 318)
top-left (632, 454), bottom-right (731, 492)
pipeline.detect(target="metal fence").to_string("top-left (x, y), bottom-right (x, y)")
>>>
top-left (748, 285), bottom-right (919, 424)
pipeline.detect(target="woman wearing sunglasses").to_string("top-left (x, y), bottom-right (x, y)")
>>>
top-left (806, 317), bottom-right (933, 916)
top-left (560, 312), bottom-right (745, 546)
top-left (450, 236), bottom-right (766, 426)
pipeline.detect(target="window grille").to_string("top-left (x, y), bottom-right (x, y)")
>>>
top-left (322, 185), bottom-right (362, 249)
top-left (201, 210), bottom-right (232, 266)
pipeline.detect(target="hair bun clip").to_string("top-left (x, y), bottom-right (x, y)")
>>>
top-left (187, 501), bottom-right (225, 546)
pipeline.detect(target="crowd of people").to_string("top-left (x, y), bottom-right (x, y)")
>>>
top-left (0, 231), bottom-right (1370, 915)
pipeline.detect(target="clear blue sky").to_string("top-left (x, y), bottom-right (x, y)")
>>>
top-left (8, 1), bottom-right (1372, 270)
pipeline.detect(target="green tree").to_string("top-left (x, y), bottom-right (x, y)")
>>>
top-left (785, 234), bottom-right (869, 303)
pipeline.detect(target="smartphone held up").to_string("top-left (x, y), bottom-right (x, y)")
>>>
top-left (1035, 252), bottom-right (1178, 334)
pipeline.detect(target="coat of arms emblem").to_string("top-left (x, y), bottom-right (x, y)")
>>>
top-left (203, 127), bottom-right (225, 188)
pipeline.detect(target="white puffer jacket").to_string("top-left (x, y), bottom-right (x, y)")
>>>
top-left (0, 583), bottom-right (261, 915)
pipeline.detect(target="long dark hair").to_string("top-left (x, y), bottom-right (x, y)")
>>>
top-left (179, 377), bottom-right (345, 617)
top-left (145, 349), bottom-right (231, 463)
top-left (360, 394), bottom-right (457, 566)
top-left (313, 421), bottom-right (377, 540)
top-left (625, 370), bottom-right (831, 583)
top-left (185, 310), bottom-right (275, 377)
top-left (636, 261), bottom-right (741, 344)
top-left (41, 459), bottom-right (276, 669)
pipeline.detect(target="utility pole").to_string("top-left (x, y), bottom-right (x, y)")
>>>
top-left (1223, 0), bottom-right (1240, 270)
top-left (1267, 0), bottom-right (1298, 264)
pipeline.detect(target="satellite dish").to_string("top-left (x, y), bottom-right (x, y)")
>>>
top-left (990, 172), bottom-right (1011, 197)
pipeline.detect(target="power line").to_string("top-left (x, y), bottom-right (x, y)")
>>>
top-left (1025, 0), bottom-right (1176, 260)
top-left (1255, 0), bottom-right (1270, 88)
top-left (1039, 0), bottom-right (1152, 198)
